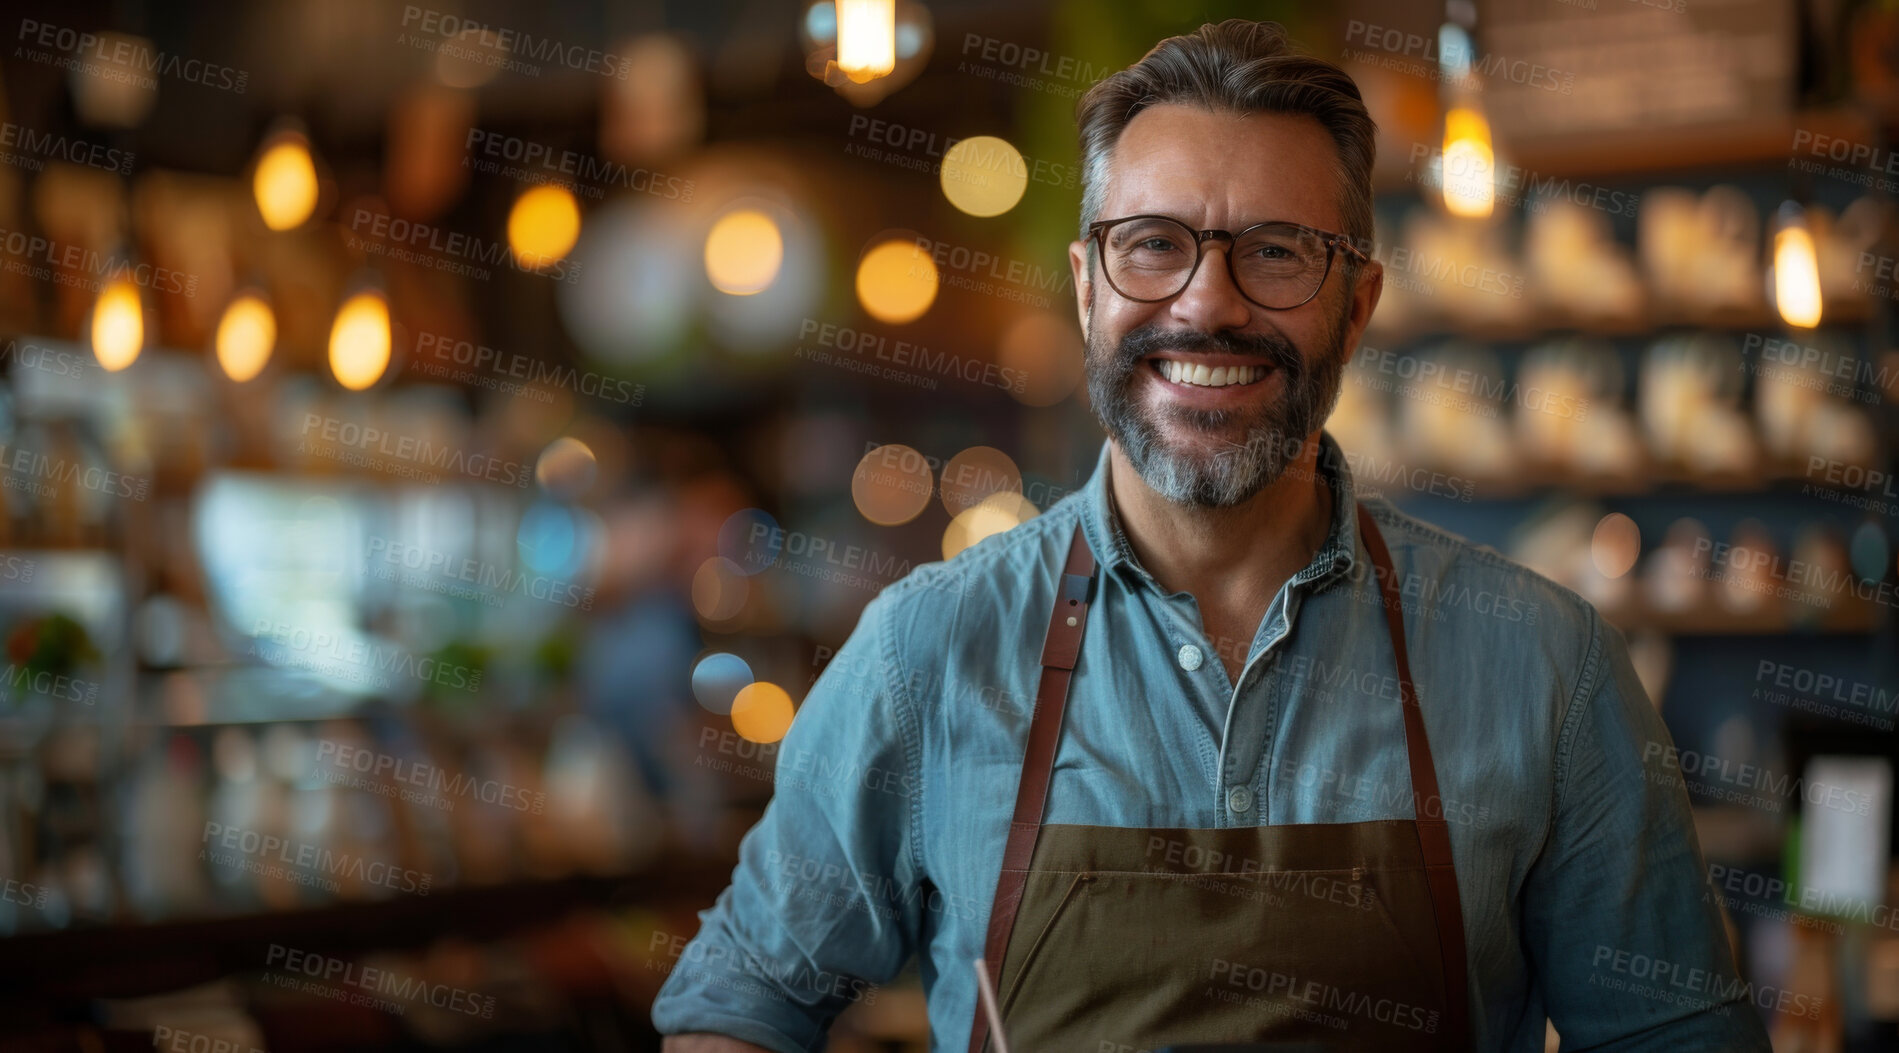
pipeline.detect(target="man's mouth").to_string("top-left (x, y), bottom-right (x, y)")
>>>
top-left (1144, 355), bottom-right (1277, 389)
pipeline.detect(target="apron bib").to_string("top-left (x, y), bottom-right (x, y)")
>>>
top-left (968, 502), bottom-right (1470, 1052)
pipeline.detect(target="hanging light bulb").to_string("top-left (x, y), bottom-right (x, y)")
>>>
top-left (328, 289), bottom-right (391, 391)
top-left (1435, 20), bottom-right (1493, 220)
top-left (507, 184), bottom-right (582, 270)
top-left (90, 277), bottom-right (144, 372)
top-left (836, 0), bottom-right (896, 83)
top-left (1441, 106), bottom-right (1495, 219)
top-left (253, 128), bottom-right (320, 231)
top-left (1772, 202), bottom-right (1822, 329)
top-left (216, 291), bottom-right (276, 382)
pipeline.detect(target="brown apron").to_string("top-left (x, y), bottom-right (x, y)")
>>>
top-left (968, 502), bottom-right (1469, 1052)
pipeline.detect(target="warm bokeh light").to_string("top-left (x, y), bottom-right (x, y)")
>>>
top-left (942, 492), bottom-right (1038, 560)
top-left (940, 446), bottom-right (1021, 518)
top-left (327, 291), bottom-right (392, 391)
top-left (535, 437), bottom-right (598, 498)
top-left (940, 135), bottom-right (1028, 217)
top-left (704, 208), bottom-right (784, 295)
top-left (90, 278), bottom-right (144, 372)
top-left (1773, 217), bottom-right (1823, 329)
top-left (253, 135), bottom-right (320, 231)
top-left (836, 0), bottom-right (896, 83)
top-left (215, 292), bottom-right (275, 382)
top-left (1441, 107), bottom-right (1494, 220)
top-left (852, 444), bottom-right (934, 526)
top-left (731, 681), bottom-right (795, 743)
top-left (855, 238), bottom-right (937, 323)
top-left (1591, 512), bottom-right (1642, 579)
top-left (508, 185), bottom-right (582, 270)
top-left (692, 556), bottom-right (750, 622)
top-left (999, 312), bottom-right (1085, 407)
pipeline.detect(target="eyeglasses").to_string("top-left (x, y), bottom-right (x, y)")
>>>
top-left (1085, 214), bottom-right (1369, 311)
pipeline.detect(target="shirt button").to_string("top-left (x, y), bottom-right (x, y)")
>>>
top-left (1177, 644), bottom-right (1204, 671)
top-left (1226, 785), bottom-right (1253, 813)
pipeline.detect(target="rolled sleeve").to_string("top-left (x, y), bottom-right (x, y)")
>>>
top-left (1521, 607), bottom-right (1770, 1051)
top-left (650, 587), bottom-right (926, 1049)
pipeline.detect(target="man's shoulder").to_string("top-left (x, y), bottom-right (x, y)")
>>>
top-left (1359, 496), bottom-right (1604, 658)
top-left (864, 491), bottom-right (1084, 639)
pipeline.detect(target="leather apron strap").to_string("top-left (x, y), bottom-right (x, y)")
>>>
top-left (1355, 501), bottom-right (1470, 1048)
top-left (968, 504), bottom-right (1470, 1053)
top-left (969, 525), bottom-right (1097, 1053)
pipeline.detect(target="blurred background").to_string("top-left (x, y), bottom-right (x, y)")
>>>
top-left (0, 0), bottom-right (1894, 1049)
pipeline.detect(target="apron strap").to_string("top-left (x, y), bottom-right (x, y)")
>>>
top-left (1355, 502), bottom-right (1470, 1048)
top-left (969, 522), bottom-right (1095, 1053)
top-left (969, 507), bottom-right (1471, 1053)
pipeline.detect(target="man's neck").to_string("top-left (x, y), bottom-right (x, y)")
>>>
top-left (1106, 434), bottom-right (1334, 613)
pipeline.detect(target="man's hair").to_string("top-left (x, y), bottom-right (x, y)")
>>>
top-left (1075, 20), bottom-right (1376, 269)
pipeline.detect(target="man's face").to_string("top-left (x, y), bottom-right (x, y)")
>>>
top-left (1067, 104), bottom-right (1382, 508)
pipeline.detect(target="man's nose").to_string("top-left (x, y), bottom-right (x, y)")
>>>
top-left (1168, 244), bottom-right (1253, 332)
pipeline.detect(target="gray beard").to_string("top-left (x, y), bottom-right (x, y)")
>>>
top-left (1084, 304), bottom-right (1348, 509)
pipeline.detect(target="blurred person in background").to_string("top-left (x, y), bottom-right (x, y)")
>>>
top-left (653, 20), bottom-right (1768, 1053)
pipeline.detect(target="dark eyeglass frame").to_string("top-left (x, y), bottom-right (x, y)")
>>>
top-left (1085, 213), bottom-right (1372, 311)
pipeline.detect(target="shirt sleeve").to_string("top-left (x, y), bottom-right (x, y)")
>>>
top-left (1521, 606), bottom-right (1773, 1051)
top-left (649, 586), bottom-right (926, 1051)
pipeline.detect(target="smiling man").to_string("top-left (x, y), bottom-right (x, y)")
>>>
top-left (653, 20), bottom-right (1771, 1053)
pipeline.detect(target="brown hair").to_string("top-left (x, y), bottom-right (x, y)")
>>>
top-left (1076, 20), bottom-right (1376, 267)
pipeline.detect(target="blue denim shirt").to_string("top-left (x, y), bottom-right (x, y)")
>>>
top-left (651, 432), bottom-right (1770, 1053)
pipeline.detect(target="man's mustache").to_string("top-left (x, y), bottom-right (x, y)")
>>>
top-left (1113, 326), bottom-right (1303, 377)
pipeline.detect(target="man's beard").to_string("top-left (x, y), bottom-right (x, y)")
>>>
top-left (1084, 298), bottom-right (1350, 509)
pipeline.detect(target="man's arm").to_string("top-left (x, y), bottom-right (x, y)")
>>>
top-left (649, 587), bottom-right (927, 1051)
top-left (1520, 606), bottom-right (1772, 1051)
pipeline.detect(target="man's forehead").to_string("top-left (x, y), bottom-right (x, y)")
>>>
top-left (1098, 104), bottom-right (1343, 230)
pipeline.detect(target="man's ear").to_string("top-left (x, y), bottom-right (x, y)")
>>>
top-left (1067, 239), bottom-right (1092, 342)
top-left (1342, 259), bottom-right (1383, 357)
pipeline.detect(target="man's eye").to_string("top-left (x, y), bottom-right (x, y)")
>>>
top-left (1137, 238), bottom-right (1179, 252)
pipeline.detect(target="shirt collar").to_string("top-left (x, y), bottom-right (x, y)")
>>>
top-left (1077, 430), bottom-right (1361, 594)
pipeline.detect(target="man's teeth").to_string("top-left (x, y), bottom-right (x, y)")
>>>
top-left (1156, 359), bottom-right (1269, 388)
